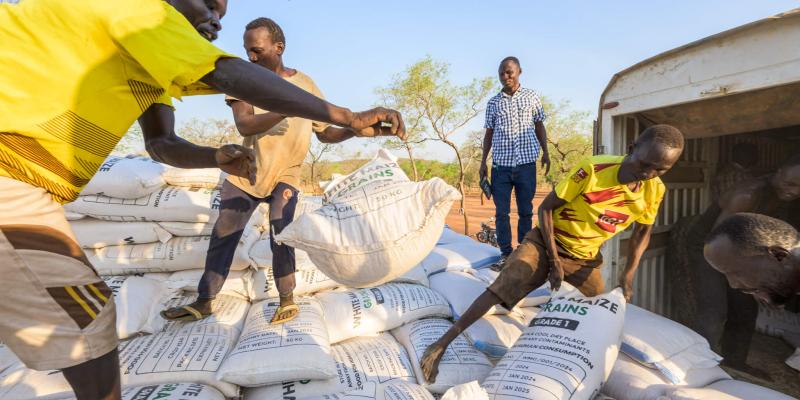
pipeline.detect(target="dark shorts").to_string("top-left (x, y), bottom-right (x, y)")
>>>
top-left (487, 228), bottom-right (604, 309)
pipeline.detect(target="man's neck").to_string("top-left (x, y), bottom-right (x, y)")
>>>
top-left (502, 83), bottom-right (520, 95)
top-left (273, 62), bottom-right (296, 79)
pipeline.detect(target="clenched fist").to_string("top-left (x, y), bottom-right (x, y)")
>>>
top-left (349, 107), bottom-right (407, 140)
top-left (215, 144), bottom-right (256, 185)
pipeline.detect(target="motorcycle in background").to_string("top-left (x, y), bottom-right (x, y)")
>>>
top-left (475, 217), bottom-right (498, 248)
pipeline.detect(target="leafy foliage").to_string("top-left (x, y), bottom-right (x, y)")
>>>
top-left (374, 56), bottom-right (494, 234)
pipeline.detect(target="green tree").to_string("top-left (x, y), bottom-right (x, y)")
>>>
top-left (177, 118), bottom-right (240, 147)
top-left (304, 138), bottom-right (341, 194)
top-left (112, 122), bottom-right (146, 156)
top-left (113, 117), bottom-right (244, 159)
top-left (377, 90), bottom-right (428, 181)
top-left (539, 98), bottom-right (592, 186)
top-left (378, 56), bottom-right (493, 235)
top-left (459, 129), bottom-right (485, 191)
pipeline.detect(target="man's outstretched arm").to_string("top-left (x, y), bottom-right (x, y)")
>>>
top-left (619, 222), bottom-right (654, 302)
top-left (202, 58), bottom-right (405, 137)
top-left (315, 123), bottom-right (404, 143)
top-left (538, 192), bottom-right (568, 290)
top-left (139, 103), bottom-right (256, 184)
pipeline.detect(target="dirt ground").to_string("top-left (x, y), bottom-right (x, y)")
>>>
top-left (445, 192), bottom-right (547, 238)
top-left (447, 193), bottom-right (799, 398)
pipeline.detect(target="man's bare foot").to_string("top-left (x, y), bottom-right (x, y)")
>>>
top-left (420, 341), bottom-right (448, 383)
top-left (160, 299), bottom-right (213, 321)
top-left (271, 294), bottom-right (299, 324)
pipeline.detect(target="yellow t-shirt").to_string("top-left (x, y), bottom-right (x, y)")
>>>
top-left (550, 155), bottom-right (665, 259)
top-left (225, 71), bottom-right (330, 198)
top-left (0, 0), bottom-right (233, 203)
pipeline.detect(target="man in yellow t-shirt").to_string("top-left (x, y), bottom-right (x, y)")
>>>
top-left (162, 18), bottom-right (401, 325)
top-left (0, 1), bottom-right (405, 399)
top-left (419, 125), bottom-right (684, 383)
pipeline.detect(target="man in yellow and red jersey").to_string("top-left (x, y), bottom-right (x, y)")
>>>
top-left (419, 125), bottom-right (684, 383)
top-left (0, 0), bottom-right (405, 398)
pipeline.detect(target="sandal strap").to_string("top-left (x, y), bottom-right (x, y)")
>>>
top-left (182, 305), bottom-right (203, 320)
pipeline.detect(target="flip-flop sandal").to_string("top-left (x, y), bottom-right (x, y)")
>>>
top-left (160, 305), bottom-right (209, 322)
top-left (270, 304), bottom-right (300, 325)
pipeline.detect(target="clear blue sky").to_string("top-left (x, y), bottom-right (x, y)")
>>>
top-left (174, 0), bottom-right (798, 161)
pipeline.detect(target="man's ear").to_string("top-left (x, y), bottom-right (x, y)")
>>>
top-left (627, 143), bottom-right (635, 155)
top-left (768, 246), bottom-right (790, 262)
top-left (276, 42), bottom-right (286, 55)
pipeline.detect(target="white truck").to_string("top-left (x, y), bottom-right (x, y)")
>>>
top-left (594, 8), bottom-right (800, 316)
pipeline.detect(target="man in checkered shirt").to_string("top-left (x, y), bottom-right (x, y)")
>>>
top-left (480, 56), bottom-right (550, 265)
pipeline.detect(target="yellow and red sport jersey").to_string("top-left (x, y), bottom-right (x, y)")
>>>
top-left (0, 0), bottom-right (232, 203)
top-left (549, 155), bottom-right (665, 259)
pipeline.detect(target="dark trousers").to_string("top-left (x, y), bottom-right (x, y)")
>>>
top-left (198, 180), bottom-right (298, 299)
top-left (491, 162), bottom-right (537, 256)
top-left (686, 210), bottom-right (758, 365)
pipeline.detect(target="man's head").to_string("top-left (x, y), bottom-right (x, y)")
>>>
top-left (168, 0), bottom-right (227, 41)
top-left (498, 57), bottom-right (522, 92)
top-left (243, 17), bottom-right (286, 72)
top-left (771, 154), bottom-right (800, 202)
top-left (704, 213), bottom-right (800, 306)
top-left (619, 124), bottom-right (684, 183)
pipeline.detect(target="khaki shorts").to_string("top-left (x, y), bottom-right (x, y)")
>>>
top-left (488, 227), bottom-right (604, 310)
top-left (0, 177), bottom-right (117, 370)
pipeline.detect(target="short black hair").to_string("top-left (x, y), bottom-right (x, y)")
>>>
top-left (500, 56), bottom-right (521, 68)
top-left (245, 17), bottom-right (286, 45)
top-left (635, 124), bottom-right (684, 151)
top-left (707, 213), bottom-right (800, 255)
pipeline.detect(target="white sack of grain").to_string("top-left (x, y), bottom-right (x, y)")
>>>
top-left (163, 167), bottom-right (227, 189)
top-left (601, 353), bottom-right (730, 400)
top-left (621, 305), bottom-right (721, 384)
top-left (71, 218), bottom-right (171, 248)
top-left (86, 228), bottom-right (256, 275)
top-left (391, 318), bottom-right (492, 393)
top-left (81, 155), bottom-right (166, 199)
top-left (165, 269), bottom-right (253, 300)
top-left (217, 298), bottom-right (336, 386)
top-left (244, 333), bottom-right (416, 399)
top-left (317, 283), bottom-right (452, 344)
top-left (275, 149), bottom-right (460, 288)
top-left (103, 275), bottom-right (176, 339)
top-left (482, 288), bottom-right (626, 400)
top-left (118, 294), bottom-right (249, 398)
top-left (65, 186), bottom-right (221, 223)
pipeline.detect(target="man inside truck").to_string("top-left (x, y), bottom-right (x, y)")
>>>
top-left (684, 154), bottom-right (800, 377)
top-left (420, 125), bottom-right (684, 383)
top-left (704, 213), bottom-right (800, 306)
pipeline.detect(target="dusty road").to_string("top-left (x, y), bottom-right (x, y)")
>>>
top-left (445, 192), bottom-right (548, 239)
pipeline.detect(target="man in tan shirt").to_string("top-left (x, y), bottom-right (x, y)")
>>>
top-left (162, 17), bottom-right (402, 324)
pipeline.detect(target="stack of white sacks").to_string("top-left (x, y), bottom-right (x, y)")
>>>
top-left (0, 151), bottom-right (795, 400)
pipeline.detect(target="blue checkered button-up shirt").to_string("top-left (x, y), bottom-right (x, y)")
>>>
top-left (484, 87), bottom-right (546, 167)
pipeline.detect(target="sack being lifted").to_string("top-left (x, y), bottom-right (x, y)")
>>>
top-left (276, 149), bottom-right (460, 287)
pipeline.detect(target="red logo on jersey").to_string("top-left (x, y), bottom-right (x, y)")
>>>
top-left (596, 209), bottom-right (630, 233)
top-left (582, 188), bottom-right (625, 204)
top-left (572, 168), bottom-right (588, 183)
